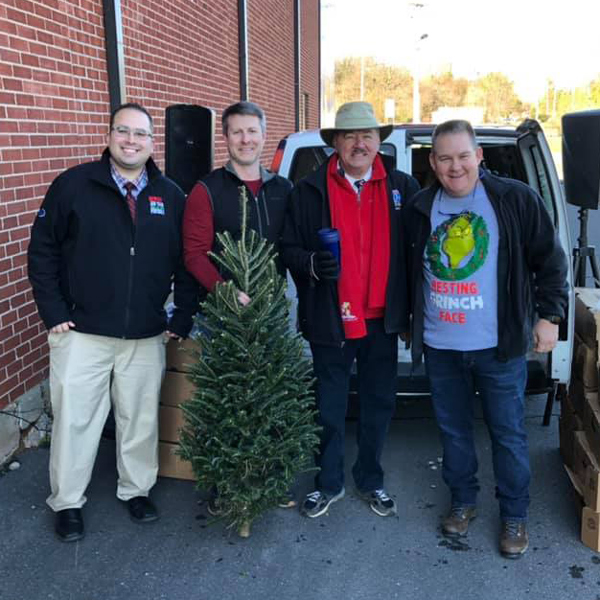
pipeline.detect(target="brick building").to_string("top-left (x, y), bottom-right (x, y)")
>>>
top-left (0, 0), bottom-right (321, 461)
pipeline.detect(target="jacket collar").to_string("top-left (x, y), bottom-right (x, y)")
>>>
top-left (414, 167), bottom-right (508, 216)
top-left (91, 148), bottom-right (162, 188)
top-left (304, 151), bottom-right (393, 195)
top-left (224, 160), bottom-right (277, 184)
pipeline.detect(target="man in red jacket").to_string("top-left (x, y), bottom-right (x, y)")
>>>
top-left (281, 102), bottom-right (420, 518)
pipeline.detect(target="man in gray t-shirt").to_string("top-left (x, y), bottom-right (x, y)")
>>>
top-left (401, 119), bottom-right (568, 560)
top-left (423, 181), bottom-right (499, 351)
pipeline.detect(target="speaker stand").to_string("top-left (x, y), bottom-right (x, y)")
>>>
top-left (573, 207), bottom-right (600, 287)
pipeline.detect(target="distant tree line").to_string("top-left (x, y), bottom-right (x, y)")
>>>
top-left (328, 57), bottom-right (600, 125)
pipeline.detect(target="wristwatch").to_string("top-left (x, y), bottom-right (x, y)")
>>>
top-left (540, 315), bottom-right (562, 324)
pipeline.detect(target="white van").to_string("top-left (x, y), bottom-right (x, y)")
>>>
top-left (271, 119), bottom-right (575, 423)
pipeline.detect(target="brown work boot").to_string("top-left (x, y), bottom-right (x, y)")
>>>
top-left (441, 506), bottom-right (477, 537)
top-left (499, 520), bottom-right (529, 559)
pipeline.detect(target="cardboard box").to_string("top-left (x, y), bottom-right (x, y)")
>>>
top-left (572, 333), bottom-right (599, 392)
top-left (568, 375), bottom-right (586, 417)
top-left (561, 391), bottom-right (584, 431)
top-left (565, 464), bottom-right (585, 498)
top-left (159, 404), bottom-right (186, 443)
top-left (573, 431), bottom-right (600, 512)
top-left (160, 371), bottom-right (195, 407)
top-left (575, 288), bottom-right (600, 350)
top-left (166, 337), bottom-right (198, 373)
top-left (581, 507), bottom-right (600, 553)
top-left (559, 417), bottom-right (576, 469)
top-left (583, 393), bottom-right (600, 465)
top-left (158, 441), bottom-right (195, 481)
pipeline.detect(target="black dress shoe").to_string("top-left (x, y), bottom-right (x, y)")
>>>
top-left (127, 496), bottom-right (159, 523)
top-left (55, 508), bottom-right (84, 542)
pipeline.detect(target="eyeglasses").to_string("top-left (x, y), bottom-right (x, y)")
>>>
top-left (111, 125), bottom-right (154, 141)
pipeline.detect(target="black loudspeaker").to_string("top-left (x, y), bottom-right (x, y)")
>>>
top-left (165, 104), bottom-right (215, 195)
top-left (562, 109), bottom-right (600, 210)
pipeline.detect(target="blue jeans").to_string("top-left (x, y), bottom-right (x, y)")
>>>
top-left (424, 346), bottom-right (530, 521)
top-left (310, 319), bottom-right (397, 495)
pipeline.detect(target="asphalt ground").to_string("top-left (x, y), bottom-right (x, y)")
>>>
top-left (1, 394), bottom-right (599, 600)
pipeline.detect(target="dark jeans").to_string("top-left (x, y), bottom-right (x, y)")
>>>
top-left (310, 319), bottom-right (397, 495)
top-left (424, 346), bottom-right (530, 521)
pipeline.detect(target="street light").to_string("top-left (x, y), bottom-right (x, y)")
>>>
top-left (412, 32), bottom-right (428, 123)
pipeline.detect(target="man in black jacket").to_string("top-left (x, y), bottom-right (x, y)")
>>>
top-left (281, 101), bottom-right (420, 518)
top-left (183, 101), bottom-right (291, 305)
top-left (400, 119), bottom-right (568, 558)
top-left (27, 103), bottom-right (197, 542)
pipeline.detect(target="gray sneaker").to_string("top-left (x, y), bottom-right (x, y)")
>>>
top-left (301, 488), bottom-right (345, 518)
top-left (358, 488), bottom-right (397, 517)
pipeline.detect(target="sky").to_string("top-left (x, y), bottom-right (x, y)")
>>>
top-left (321, 0), bottom-right (600, 103)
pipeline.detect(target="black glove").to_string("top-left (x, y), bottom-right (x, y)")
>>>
top-left (311, 250), bottom-right (339, 281)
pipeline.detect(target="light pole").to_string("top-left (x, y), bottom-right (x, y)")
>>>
top-left (412, 33), bottom-right (428, 123)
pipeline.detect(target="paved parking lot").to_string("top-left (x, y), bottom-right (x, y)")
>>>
top-left (1, 395), bottom-right (598, 600)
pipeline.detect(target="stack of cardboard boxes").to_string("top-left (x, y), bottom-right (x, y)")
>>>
top-left (560, 288), bottom-right (600, 552)
top-left (157, 339), bottom-right (197, 481)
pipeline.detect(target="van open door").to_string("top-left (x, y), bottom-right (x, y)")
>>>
top-left (516, 119), bottom-right (574, 388)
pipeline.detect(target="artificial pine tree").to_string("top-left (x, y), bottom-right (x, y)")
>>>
top-left (178, 186), bottom-right (320, 536)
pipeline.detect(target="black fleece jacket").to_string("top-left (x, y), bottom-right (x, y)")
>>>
top-left (280, 155), bottom-right (420, 346)
top-left (27, 149), bottom-right (197, 339)
top-left (400, 169), bottom-right (569, 364)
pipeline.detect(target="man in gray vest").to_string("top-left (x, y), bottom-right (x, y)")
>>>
top-left (400, 119), bottom-right (568, 558)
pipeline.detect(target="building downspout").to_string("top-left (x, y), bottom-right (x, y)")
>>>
top-left (102, 0), bottom-right (126, 111)
top-left (317, 0), bottom-right (321, 126)
top-left (238, 0), bottom-right (249, 101)
top-left (294, 0), bottom-right (301, 131)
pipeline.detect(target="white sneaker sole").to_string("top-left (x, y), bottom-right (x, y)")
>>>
top-left (370, 503), bottom-right (397, 517)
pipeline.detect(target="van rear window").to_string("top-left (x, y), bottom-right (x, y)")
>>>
top-left (288, 144), bottom-right (396, 184)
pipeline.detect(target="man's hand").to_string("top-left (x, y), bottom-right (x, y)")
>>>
top-left (50, 321), bottom-right (75, 333)
top-left (399, 331), bottom-right (411, 347)
top-left (312, 251), bottom-right (339, 281)
top-left (533, 318), bottom-right (559, 353)
top-left (165, 330), bottom-right (182, 341)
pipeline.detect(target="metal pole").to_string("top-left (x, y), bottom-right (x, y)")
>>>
top-left (102, 0), bottom-right (126, 111)
top-left (294, 0), bottom-right (301, 131)
top-left (238, 0), bottom-right (249, 101)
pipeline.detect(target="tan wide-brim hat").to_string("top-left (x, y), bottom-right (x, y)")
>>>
top-left (320, 101), bottom-right (393, 147)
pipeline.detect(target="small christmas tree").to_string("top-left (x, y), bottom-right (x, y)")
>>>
top-left (178, 187), bottom-right (320, 536)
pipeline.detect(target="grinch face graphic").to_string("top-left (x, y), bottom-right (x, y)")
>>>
top-left (426, 212), bottom-right (489, 281)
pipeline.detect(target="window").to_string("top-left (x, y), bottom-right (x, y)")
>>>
top-left (288, 143), bottom-right (396, 184)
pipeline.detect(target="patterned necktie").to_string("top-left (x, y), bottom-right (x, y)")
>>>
top-left (354, 179), bottom-right (366, 200)
top-left (124, 181), bottom-right (136, 222)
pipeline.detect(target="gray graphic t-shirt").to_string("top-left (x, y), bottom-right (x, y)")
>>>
top-left (423, 182), bottom-right (499, 351)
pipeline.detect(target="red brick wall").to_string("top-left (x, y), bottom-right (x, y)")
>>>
top-left (0, 0), bottom-right (319, 411)
top-left (122, 0), bottom-right (241, 166)
top-left (247, 0), bottom-right (296, 161)
top-left (0, 0), bottom-right (110, 408)
top-left (301, 0), bottom-right (320, 131)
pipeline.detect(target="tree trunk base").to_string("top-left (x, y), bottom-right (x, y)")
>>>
top-left (238, 521), bottom-right (251, 538)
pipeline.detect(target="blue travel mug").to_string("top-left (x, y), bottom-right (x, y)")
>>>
top-left (317, 228), bottom-right (341, 268)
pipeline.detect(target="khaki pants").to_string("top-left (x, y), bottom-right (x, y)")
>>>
top-left (47, 331), bottom-right (166, 511)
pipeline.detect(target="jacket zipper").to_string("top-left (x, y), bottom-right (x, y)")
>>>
top-left (251, 188), bottom-right (264, 237)
top-left (261, 188), bottom-right (271, 228)
top-left (123, 196), bottom-right (137, 337)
